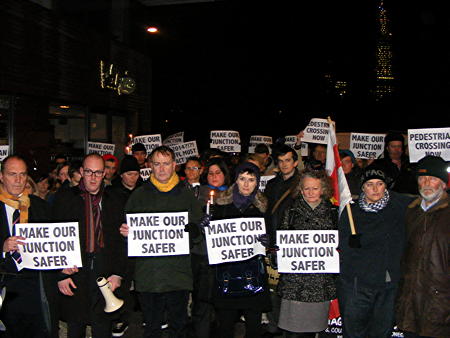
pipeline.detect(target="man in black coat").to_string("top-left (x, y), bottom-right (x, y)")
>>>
top-left (53, 153), bottom-right (126, 338)
top-left (0, 155), bottom-right (58, 338)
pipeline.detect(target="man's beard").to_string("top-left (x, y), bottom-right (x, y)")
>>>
top-left (419, 186), bottom-right (444, 202)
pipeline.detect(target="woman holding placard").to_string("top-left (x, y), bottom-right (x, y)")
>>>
top-left (277, 170), bottom-right (337, 337)
top-left (209, 162), bottom-right (271, 338)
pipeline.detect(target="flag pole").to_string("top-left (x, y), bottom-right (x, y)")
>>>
top-left (327, 116), bottom-right (357, 236)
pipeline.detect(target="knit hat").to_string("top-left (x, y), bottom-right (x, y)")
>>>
top-left (416, 155), bottom-right (448, 184)
top-left (120, 155), bottom-right (140, 174)
top-left (103, 154), bottom-right (119, 168)
top-left (339, 149), bottom-right (356, 163)
top-left (131, 142), bottom-right (146, 153)
top-left (361, 164), bottom-right (387, 187)
top-left (384, 132), bottom-right (404, 146)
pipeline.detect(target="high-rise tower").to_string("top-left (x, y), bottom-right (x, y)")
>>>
top-left (375, 0), bottom-right (394, 100)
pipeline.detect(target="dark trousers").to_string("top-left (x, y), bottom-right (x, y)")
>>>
top-left (403, 333), bottom-right (433, 338)
top-left (139, 290), bottom-right (189, 338)
top-left (67, 320), bottom-right (111, 338)
top-left (65, 256), bottom-right (114, 338)
top-left (337, 278), bottom-right (397, 338)
top-left (190, 254), bottom-right (214, 338)
top-left (266, 288), bottom-right (281, 334)
top-left (216, 308), bottom-right (262, 338)
top-left (2, 311), bottom-right (49, 338)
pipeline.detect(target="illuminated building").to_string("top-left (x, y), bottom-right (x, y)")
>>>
top-left (375, 0), bottom-right (394, 100)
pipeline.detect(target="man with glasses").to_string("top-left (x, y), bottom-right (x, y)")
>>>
top-left (183, 157), bottom-right (203, 198)
top-left (53, 153), bottom-right (126, 338)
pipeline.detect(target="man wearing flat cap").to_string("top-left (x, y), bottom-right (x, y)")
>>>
top-left (396, 155), bottom-right (450, 338)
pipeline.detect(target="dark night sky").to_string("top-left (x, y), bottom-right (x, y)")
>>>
top-left (132, 0), bottom-right (450, 143)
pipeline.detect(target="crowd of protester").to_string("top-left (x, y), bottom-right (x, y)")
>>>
top-left (0, 131), bottom-right (448, 338)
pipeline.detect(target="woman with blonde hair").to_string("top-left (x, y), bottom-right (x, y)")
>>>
top-left (277, 169), bottom-right (338, 337)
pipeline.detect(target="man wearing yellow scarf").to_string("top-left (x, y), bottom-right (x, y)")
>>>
top-left (0, 155), bottom-right (58, 338)
top-left (120, 146), bottom-right (203, 338)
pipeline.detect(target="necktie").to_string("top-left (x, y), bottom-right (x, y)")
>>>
top-left (11, 209), bottom-right (22, 264)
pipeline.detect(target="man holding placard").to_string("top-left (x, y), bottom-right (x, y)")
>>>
top-left (0, 155), bottom-right (58, 338)
top-left (53, 153), bottom-right (126, 338)
top-left (120, 145), bottom-right (202, 338)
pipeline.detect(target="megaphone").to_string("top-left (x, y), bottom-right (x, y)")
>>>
top-left (96, 277), bottom-right (124, 313)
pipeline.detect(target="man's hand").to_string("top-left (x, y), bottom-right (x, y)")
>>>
top-left (295, 130), bottom-right (305, 146)
top-left (62, 265), bottom-right (78, 275)
top-left (119, 223), bottom-right (129, 237)
top-left (107, 275), bottom-right (122, 292)
top-left (3, 236), bottom-right (26, 252)
top-left (58, 278), bottom-right (77, 296)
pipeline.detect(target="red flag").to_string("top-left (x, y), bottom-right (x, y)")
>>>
top-left (325, 121), bottom-right (352, 214)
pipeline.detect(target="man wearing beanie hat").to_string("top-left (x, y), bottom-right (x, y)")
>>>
top-left (106, 155), bottom-right (142, 337)
top-left (338, 163), bottom-right (413, 338)
top-left (373, 131), bottom-right (417, 194)
top-left (131, 143), bottom-right (147, 169)
top-left (396, 156), bottom-right (450, 338)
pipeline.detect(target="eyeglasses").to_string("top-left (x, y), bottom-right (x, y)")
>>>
top-left (186, 167), bottom-right (200, 171)
top-left (83, 169), bottom-right (104, 177)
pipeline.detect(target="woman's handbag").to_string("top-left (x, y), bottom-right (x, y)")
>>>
top-left (216, 256), bottom-right (266, 297)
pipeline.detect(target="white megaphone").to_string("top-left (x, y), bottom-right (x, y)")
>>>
top-left (96, 277), bottom-right (124, 313)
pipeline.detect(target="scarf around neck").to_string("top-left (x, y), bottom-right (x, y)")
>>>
top-left (79, 179), bottom-right (104, 253)
top-left (0, 184), bottom-right (30, 223)
top-left (359, 190), bottom-right (390, 213)
top-left (208, 184), bottom-right (228, 191)
top-left (232, 184), bottom-right (257, 211)
top-left (150, 172), bottom-right (180, 192)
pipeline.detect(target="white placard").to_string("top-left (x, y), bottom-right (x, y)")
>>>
top-left (0, 145), bottom-right (9, 161)
top-left (126, 212), bottom-right (189, 257)
top-left (259, 175), bottom-right (275, 192)
top-left (87, 142), bottom-right (115, 156)
top-left (349, 133), bottom-right (385, 159)
top-left (277, 230), bottom-right (339, 273)
top-left (132, 134), bottom-right (162, 153)
top-left (171, 141), bottom-right (199, 165)
top-left (163, 132), bottom-right (184, 146)
top-left (284, 136), bottom-right (308, 156)
top-left (407, 127), bottom-right (450, 162)
top-left (248, 135), bottom-right (273, 153)
top-left (302, 118), bottom-right (330, 144)
top-left (205, 217), bottom-right (266, 264)
top-left (16, 222), bottom-right (82, 270)
top-left (140, 168), bottom-right (151, 181)
top-left (210, 130), bottom-right (241, 153)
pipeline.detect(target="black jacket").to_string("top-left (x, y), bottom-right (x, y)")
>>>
top-left (0, 195), bottom-right (59, 337)
top-left (52, 185), bottom-right (126, 322)
top-left (338, 190), bottom-right (412, 288)
top-left (211, 186), bottom-right (271, 311)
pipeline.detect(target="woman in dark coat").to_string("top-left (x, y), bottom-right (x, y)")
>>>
top-left (211, 162), bottom-right (271, 338)
top-left (277, 170), bottom-right (337, 338)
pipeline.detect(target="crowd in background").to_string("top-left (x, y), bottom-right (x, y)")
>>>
top-left (0, 131), bottom-right (448, 338)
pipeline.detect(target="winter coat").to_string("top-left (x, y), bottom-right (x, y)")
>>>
top-left (211, 185), bottom-right (271, 311)
top-left (124, 180), bottom-right (203, 293)
top-left (264, 170), bottom-right (300, 244)
top-left (0, 196), bottom-right (59, 337)
top-left (277, 196), bottom-right (338, 302)
top-left (52, 185), bottom-right (127, 322)
top-left (338, 190), bottom-right (412, 288)
top-left (396, 192), bottom-right (450, 337)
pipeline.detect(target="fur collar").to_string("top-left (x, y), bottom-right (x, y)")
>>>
top-left (215, 184), bottom-right (268, 213)
top-left (408, 191), bottom-right (449, 211)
